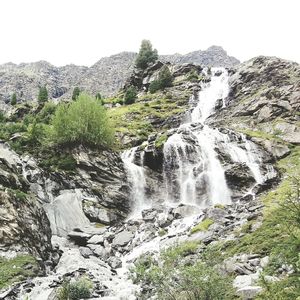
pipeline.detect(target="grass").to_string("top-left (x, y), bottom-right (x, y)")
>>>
top-left (191, 218), bottom-right (214, 234)
top-left (0, 255), bottom-right (39, 290)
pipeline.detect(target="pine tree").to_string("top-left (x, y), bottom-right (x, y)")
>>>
top-left (158, 65), bottom-right (173, 89)
top-left (38, 86), bottom-right (48, 103)
top-left (135, 40), bottom-right (158, 70)
top-left (124, 86), bottom-right (137, 105)
top-left (11, 93), bottom-right (17, 106)
top-left (95, 92), bottom-right (102, 100)
top-left (72, 87), bottom-right (81, 101)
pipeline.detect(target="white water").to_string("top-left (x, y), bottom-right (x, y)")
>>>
top-left (163, 68), bottom-right (232, 207)
top-left (121, 147), bottom-right (147, 217)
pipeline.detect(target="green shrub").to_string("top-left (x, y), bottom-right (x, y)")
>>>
top-left (149, 80), bottom-right (161, 94)
top-left (38, 86), bottom-right (48, 103)
top-left (57, 277), bottom-right (93, 300)
top-left (158, 65), bottom-right (173, 89)
top-left (187, 70), bottom-right (199, 82)
top-left (11, 93), bottom-right (17, 105)
top-left (135, 40), bottom-right (158, 70)
top-left (124, 86), bottom-right (137, 105)
top-left (36, 102), bottom-right (57, 124)
top-left (50, 93), bottom-right (114, 148)
top-left (72, 87), bottom-right (81, 101)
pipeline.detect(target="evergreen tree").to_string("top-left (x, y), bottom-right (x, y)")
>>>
top-left (158, 65), bottom-right (173, 89)
top-left (11, 93), bottom-right (17, 106)
top-left (124, 86), bottom-right (137, 105)
top-left (95, 92), bottom-right (102, 100)
top-left (72, 87), bottom-right (81, 101)
top-left (38, 86), bottom-right (48, 103)
top-left (135, 40), bottom-right (158, 70)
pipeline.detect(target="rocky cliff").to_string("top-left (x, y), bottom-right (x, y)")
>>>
top-left (0, 46), bottom-right (239, 110)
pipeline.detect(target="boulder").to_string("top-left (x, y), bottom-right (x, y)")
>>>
top-left (236, 286), bottom-right (263, 299)
top-left (112, 231), bottom-right (134, 247)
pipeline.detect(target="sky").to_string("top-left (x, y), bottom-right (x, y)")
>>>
top-left (0, 0), bottom-right (299, 66)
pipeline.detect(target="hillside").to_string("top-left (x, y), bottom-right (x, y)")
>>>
top-left (0, 55), bottom-right (299, 300)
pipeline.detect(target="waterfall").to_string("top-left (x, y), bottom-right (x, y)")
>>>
top-left (121, 147), bottom-right (147, 217)
top-left (163, 68), bottom-right (232, 207)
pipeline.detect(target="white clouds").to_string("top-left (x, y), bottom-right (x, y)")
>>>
top-left (0, 0), bottom-right (299, 66)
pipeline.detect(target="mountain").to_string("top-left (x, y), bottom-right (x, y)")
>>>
top-left (0, 55), bottom-right (299, 299)
top-left (0, 46), bottom-right (239, 110)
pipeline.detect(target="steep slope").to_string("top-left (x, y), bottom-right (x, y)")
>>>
top-left (0, 46), bottom-right (238, 110)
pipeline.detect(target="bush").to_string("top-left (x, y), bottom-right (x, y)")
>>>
top-left (51, 93), bottom-right (114, 148)
top-left (187, 70), bottom-right (199, 82)
top-left (149, 80), bottom-right (161, 94)
top-left (132, 242), bottom-right (235, 300)
top-left (38, 86), bottom-right (48, 103)
top-left (11, 93), bottom-right (17, 106)
top-left (57, 277), bottom-right (93, 300)
top-left (124, 86), bottom-right (137, 105)
top-left (72, 87), bottom-right (81, 101)
top-left (158, 65), bottom-right (173, 88)
top-left (148, 66), bottom-right (173, 93)
top-left (135, 40), bottom-right (158, 70)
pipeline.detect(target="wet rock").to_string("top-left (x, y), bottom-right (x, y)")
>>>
top-left (142, 208), bottom-right (157, 221)
top-left (112, 231), bottom-right (134, 247)
top-left (172, 204), bottom-right (201, 219)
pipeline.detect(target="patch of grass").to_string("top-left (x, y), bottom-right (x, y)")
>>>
top-left (0, 255), bottom-right (39, 290)
top-left (39, 152), bottom-right (77, 172)
top-left (158, 229), bottom-right (167, 237)
top-left (191, 218), bottom-right (214, 234)
top-left (214, 204), bottom-right (225, 209)
top-left (57, 277), bottom-right (93, 300)
top-left (154, 133), bottom-right (168, 149)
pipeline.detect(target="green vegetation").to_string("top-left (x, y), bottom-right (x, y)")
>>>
top-left (220, 146), bottom-right (300, 299)
top-left (51, 93), bottom-right (114, 148)
top-left (38, 86), bottom-right (48, 103)
top-left (57, 277), bottom-right (93, 300)
top-left (191, 218), bottom-right (214, 234)
top-left (149, 65), bottom-right (173, 93)
top-left (11, 93), bottom-right (17, 105)
top-left (72, 87), bottom-right (81, 101)
top-left (135, 39), bottom-right (158, 70)
top-left (154, 133), bottom-right (168, 149)
top-left (132, 241), bottom-right (236, 300)
top-left (0, 255), bottom-right (39, 289)
top-left (95, 92), bottom-right (102, 100)
top-left (187, 70), bottom-right (200, 82)
top-left (124, 86), bottom-right (137, 105)
top-left (108, 96), bottom-right (186, 146)
top-left (39, 152), bottom-right (77, 172)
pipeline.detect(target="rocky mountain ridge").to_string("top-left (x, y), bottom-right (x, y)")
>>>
top-left (0, 46), bottom-right (239, 110)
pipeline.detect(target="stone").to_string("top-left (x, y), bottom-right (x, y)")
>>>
top-left (112, 231), bottom-right (134, 247)
top-left (236, 286), bottom-right (263, 299)
top-left (142, 208), bottom-right (157, 222)
top-left (107, 257), bottom-right (122, 269)
top-left (87, 235), bottom-right (104, 245)
top-left (260, 256), bottom-right (269, 268)
top-left (93, 245), bottom-right (108, 258)
top-left (172, 204), bottom-right (201, 219)
top-left (68, 231), bottom-right (91, 245)
top-left (79, 247), bottom-right (94, 258)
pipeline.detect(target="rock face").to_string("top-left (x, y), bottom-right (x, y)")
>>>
top-left (213, 56), bottom-right (300, 145)
top-left (0, 46), bottom-right (239, 110)
top-left (161, 45), bottom-right (240, 68)
top-left (0, 142), bottom-right (52, 260)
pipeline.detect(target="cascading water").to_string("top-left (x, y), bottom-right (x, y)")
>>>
top-left (121, 147), bottom-right (148, 217)
top-left (163, 68), bottom-right (232, 207)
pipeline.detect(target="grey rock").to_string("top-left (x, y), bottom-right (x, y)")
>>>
top-left (87, 234), bottom-right (104, 245)
top-left (107, 257), bottom-right (122, 269)
top-left (172, 204), bottom-right (201, 219)
top-left (79, 247), bottom-right (94, 258)
top-left (236, 286), bottom-right (263, 299)
top-left (112, 230), bottom-right (134, 247)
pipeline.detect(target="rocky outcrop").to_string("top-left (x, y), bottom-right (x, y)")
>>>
top-left (213, 56), bottom-right (300, 146)
top-left (161, 45), bottom-right (240, 68)
top-left (0, 142), bottom-right (52, 260)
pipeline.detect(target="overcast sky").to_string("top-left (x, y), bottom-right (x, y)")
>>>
top-left (0, 0), bottom-right (299, 66)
